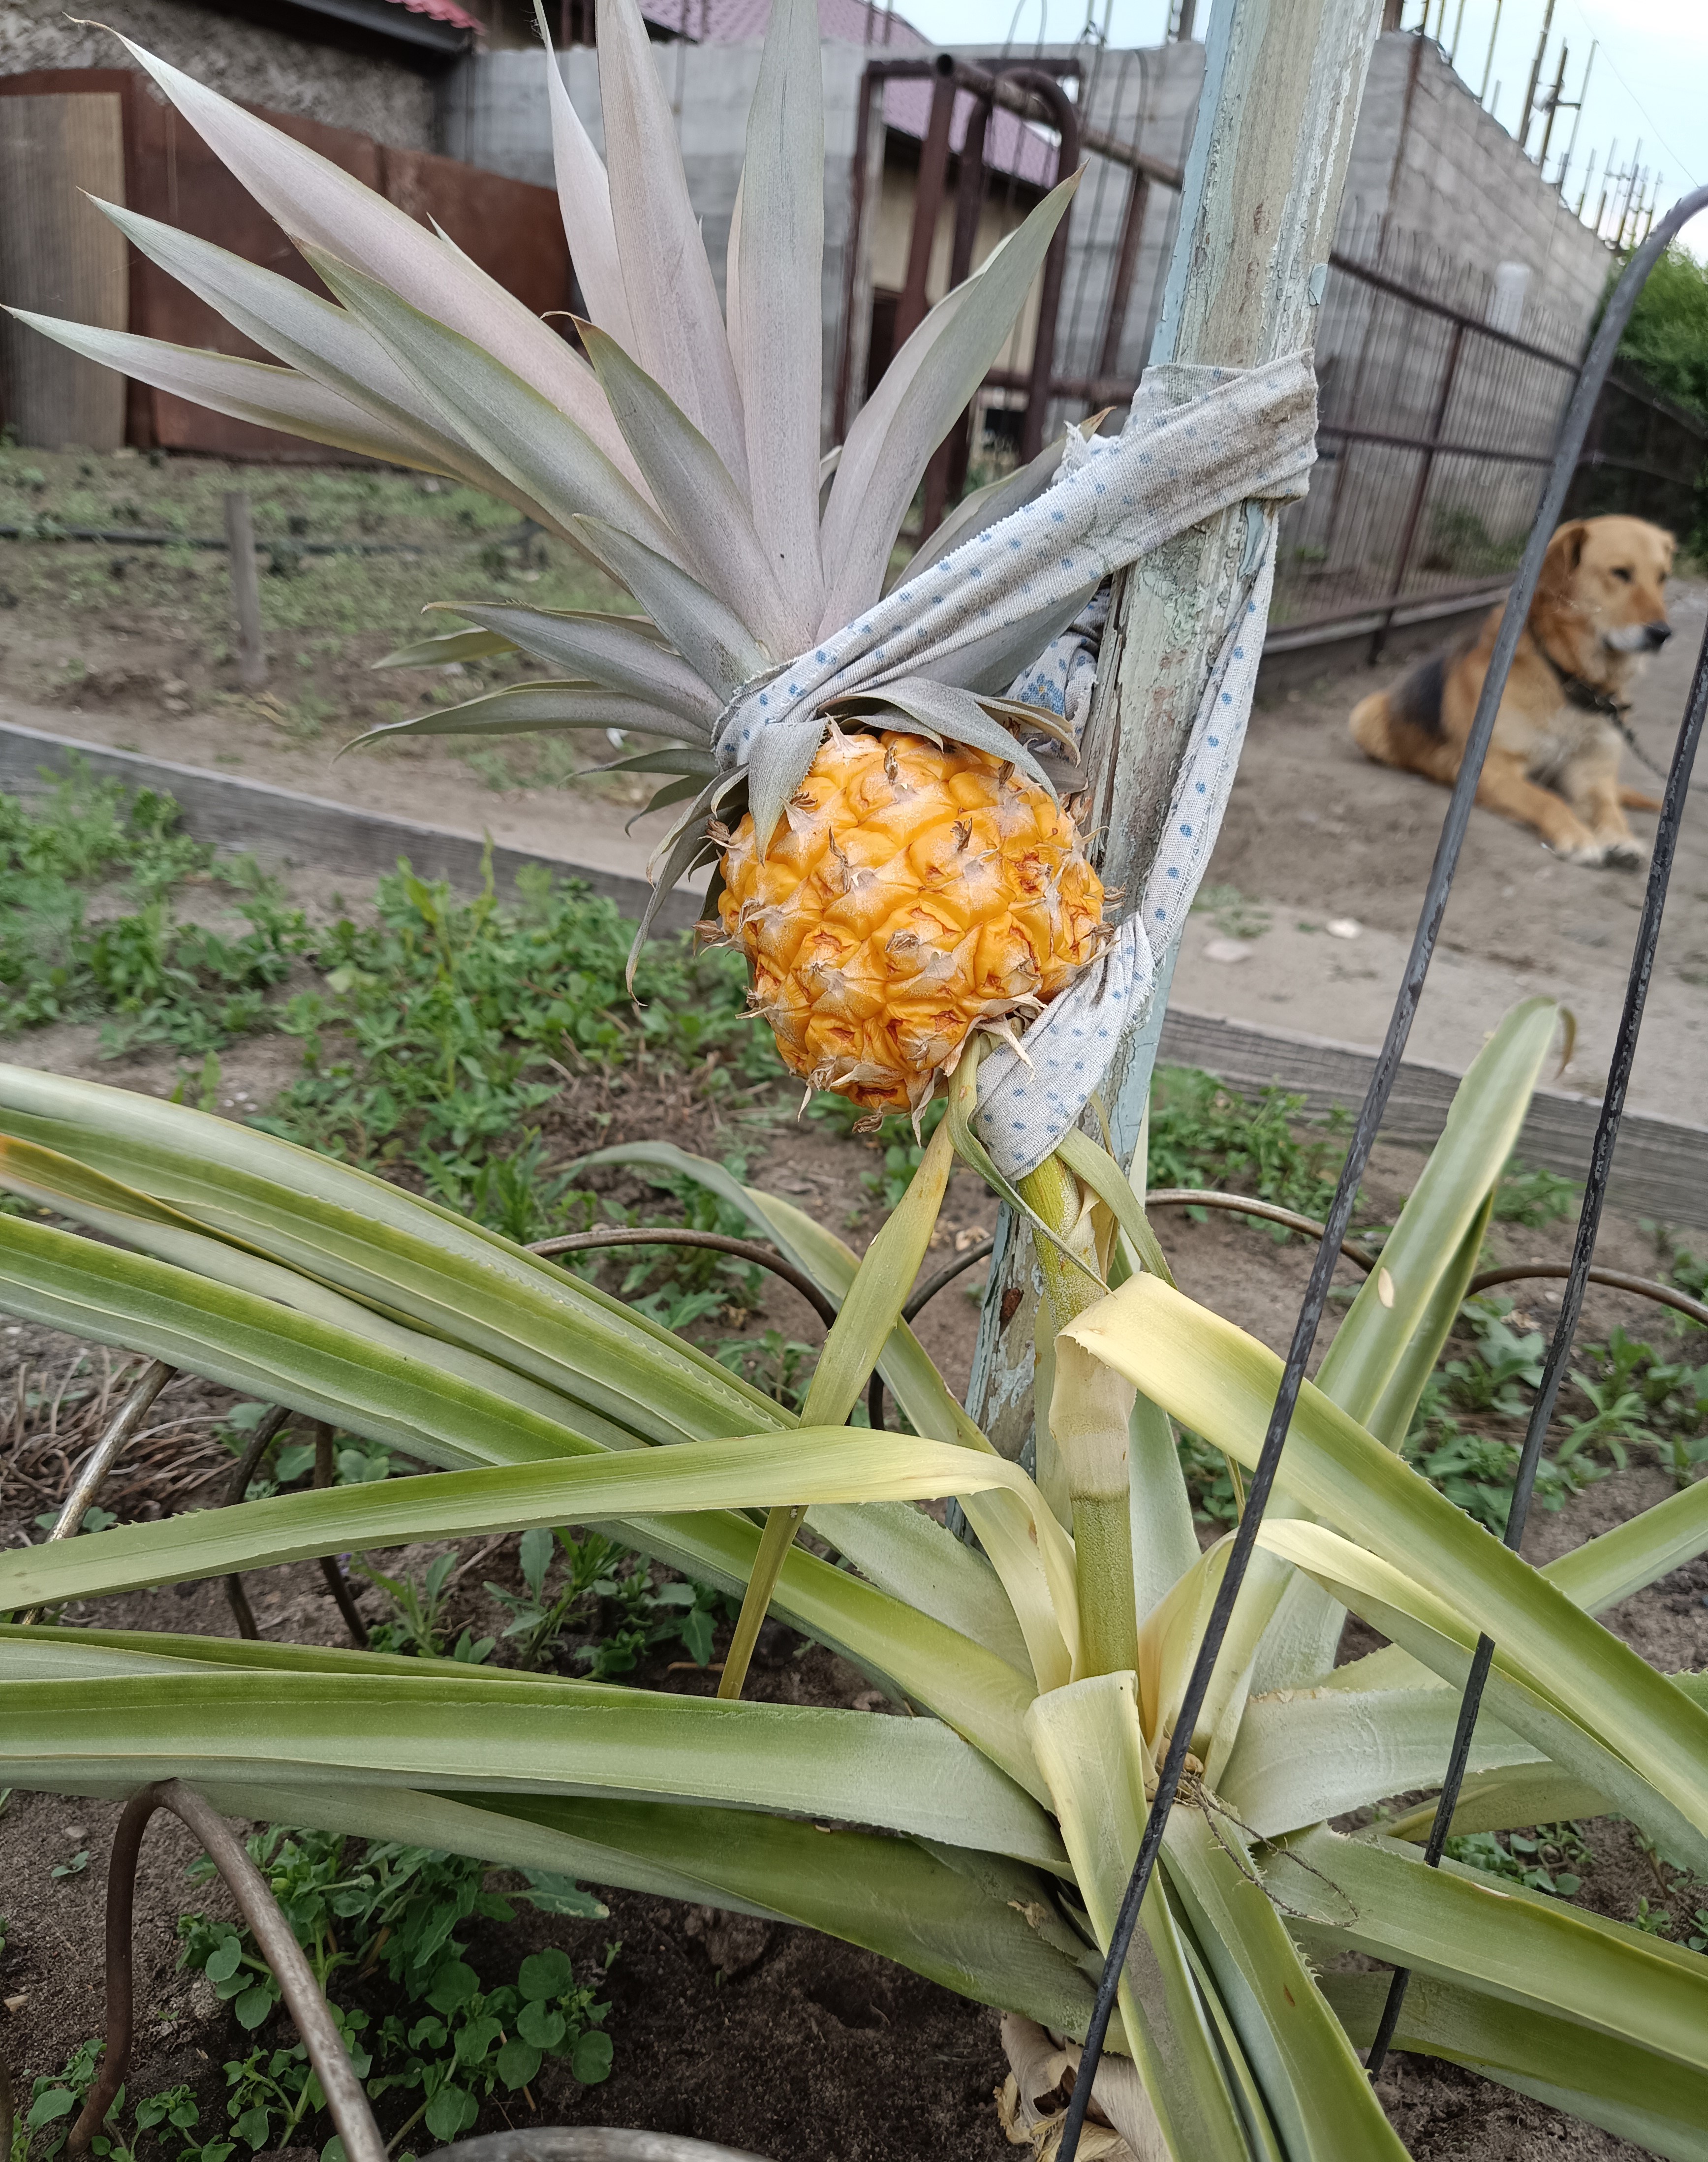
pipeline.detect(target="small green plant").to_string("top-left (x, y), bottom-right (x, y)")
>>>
top-left (177, 1828), bottom-right (614, 2155)
top-left (485, 1526), bottom-right (590, 1669)
top-left (15, 2042), bottom-right (215, 2162)
top-left (1190, 882), bottom-right (1272, 941)
top-left (1147, 1065), bottom-right (1352, 1227)
top-left (355, 1551), bottom-right (493, 1664)
top-left (50, 1849), bottom-right (90, 1881)
top-left (265, 857), bottom-right (777, 1184)
top-left (1442, 1301), bottom-right (1547, 1419)
top-left (714, 1326), bottom-right (819, 1413)
top-left (1491, 1159), bottom-right (1580, 1227)
top-left (1443, 1822), bottom-right (1590, 1898)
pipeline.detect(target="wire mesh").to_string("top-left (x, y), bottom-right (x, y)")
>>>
top-left (1273, 211), bottom-right (1582, 643)
top-left (1053, 178), bottom-right (1708, 2162)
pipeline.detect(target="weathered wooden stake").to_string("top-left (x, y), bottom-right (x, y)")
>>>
top-left (968, 0), bottom-right (1385, 1464)
top-left (223, 489), bottom-right (268, 691)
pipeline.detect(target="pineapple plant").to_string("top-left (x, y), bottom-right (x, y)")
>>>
top-left (13, 16), bottom-right (1708, 2157)
top-left (4, 1003), bottom-right (1708, 2162)
top-left (13, 0), bottom-right (1114, 1122)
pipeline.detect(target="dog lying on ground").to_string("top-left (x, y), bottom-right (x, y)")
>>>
top-left (1349, 514), bottom-right (1675, 866)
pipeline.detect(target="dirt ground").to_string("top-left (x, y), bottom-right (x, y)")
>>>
top-left (1177, 574), bottom-right (1708, 1123)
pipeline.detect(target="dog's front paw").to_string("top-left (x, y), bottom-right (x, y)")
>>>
top-left (1597, 836), bottom-right (1646, 871)
top-left (1552, 839), bottom-right (1608, 867)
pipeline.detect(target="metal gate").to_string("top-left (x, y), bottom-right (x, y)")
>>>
top-left (832, 46), bottom-right (1184, 545)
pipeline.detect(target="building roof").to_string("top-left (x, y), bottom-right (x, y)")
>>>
top-left (642, 0), bottom-right (1058, 188)
top-left (381, 0), bottom-right (484, 32)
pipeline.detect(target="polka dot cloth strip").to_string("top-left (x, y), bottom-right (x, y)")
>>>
top-left (711, 356), bottom-right (1316, 771)
top-left (975, 537), bottom-right (1279, 1177)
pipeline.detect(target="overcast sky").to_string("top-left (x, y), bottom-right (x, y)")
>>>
top-left (900, 0), bottom-right (1707, 256)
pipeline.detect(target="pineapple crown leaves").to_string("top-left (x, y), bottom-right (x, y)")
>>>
top-left (14, 2), bottom-right (1097, 879)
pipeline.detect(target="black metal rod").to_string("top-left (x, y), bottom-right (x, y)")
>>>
top-left (312, 1419), bottom-right (371, 1648)
top-left (1366, 476), bottom-right (1708, 2080)
top-left (1054, 181), bottom-right (1708, 2159)
top-left (222, 1406), bottom-right (294, 1639)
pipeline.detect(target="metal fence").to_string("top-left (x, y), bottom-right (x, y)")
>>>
top-left (1565, 363), bottom-right (1708, 541)
top-left (833, 44), bottom-right (1184, 542)
top-left (1059, 180), bottom-right (1708, 2156)
top-left (1269, 214), bottom-right (1584, 652)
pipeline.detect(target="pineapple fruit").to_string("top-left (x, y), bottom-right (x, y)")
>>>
top-left (26, 0), bottom-right (1100, 1118)
top-left (718, 729), bottom-right (1105, 1114)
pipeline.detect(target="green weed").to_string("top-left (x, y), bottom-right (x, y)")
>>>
top-left (1443, 1821), bottom-right (1589, 1898)
top-left (175, 1826), bottom-right (615, 2155)
top-left (1189, 882), bottom-right (1272, 941)
top-left (1491, 1159), bottom-right (1580, 1227)
top-left (354, 1551), bottom-right (494, 1666)
top-left (263, 856), bottom-right (779, 1184)
top-left (1146, 1066), bottom-right (1352, 1228)
top-left (15, 2041), bottom-right (217, 2162)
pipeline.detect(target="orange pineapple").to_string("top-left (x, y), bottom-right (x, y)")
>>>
top-left (717, 728), bottom-right (1106, 1114)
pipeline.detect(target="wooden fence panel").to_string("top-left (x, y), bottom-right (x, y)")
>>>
top-left (0, 89), bottom-right (129, 450)
top-left (0, 68), bottom-right (574, 461)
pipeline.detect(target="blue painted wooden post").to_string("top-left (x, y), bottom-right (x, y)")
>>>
top-left (966, 0), bottom-right (1384, 1465)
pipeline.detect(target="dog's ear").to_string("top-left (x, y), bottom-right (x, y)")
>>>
top-left (1555, 521), bottom-right (1590, 573)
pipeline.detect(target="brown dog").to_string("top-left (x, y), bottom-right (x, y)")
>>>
top-left (1349, 514), bottom-right (1675, 866)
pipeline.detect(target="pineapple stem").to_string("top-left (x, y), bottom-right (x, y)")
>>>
top-left (1071, 1495), bottom-right (1138, 1680)
top-left (1020, 1152), bottom-right (1138, 1678)
top-left (716, 1502), bottom-right (807, 1701)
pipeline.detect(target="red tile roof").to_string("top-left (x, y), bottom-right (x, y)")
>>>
top-left (380, 0), bottom-right (484, 32)
top-left (642, 1), bottom-right (1057, 187)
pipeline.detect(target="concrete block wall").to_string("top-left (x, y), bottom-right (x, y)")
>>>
top-left (0, 0), bottom-right (438, 147)
top-left (1343, 31), bottom-right (1610, 344)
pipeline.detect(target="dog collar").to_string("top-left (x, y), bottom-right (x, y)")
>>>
top-left (1533, 636), bottom-right (1631, 719)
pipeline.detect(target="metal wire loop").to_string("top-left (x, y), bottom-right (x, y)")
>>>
top-left (68, 1781), bottom-right (387, 2162)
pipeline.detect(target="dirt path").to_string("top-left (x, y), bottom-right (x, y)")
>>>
top-left (1177, 576), bottom-right (1708, 1121)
